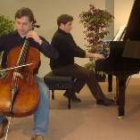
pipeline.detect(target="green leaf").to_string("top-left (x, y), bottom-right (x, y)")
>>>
top-left (0, 14), bottom-right (14, 37)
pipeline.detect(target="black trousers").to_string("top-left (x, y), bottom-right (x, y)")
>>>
top-left (52, 64), bottom-right (106, 100)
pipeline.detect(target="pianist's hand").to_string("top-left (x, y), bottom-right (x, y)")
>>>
top-left (90, 53), bottom-right (105, 59)
top-left (86, 52), bottom-right (105, 59)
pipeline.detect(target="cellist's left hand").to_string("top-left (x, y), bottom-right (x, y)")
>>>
top-left (26, 31), bottom-right (42, 45)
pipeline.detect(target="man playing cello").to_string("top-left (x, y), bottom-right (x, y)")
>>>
top-left (0, 7), bottom-right (58, 140)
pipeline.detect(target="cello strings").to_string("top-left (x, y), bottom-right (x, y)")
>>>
top-left (18, 39), bottom-right (29, 66)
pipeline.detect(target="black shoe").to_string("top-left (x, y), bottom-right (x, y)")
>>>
top-left (63, 92), bottom-right (81, 102)
top-left (71, 95), bottom-right (81, 102)
top-left (0, 118), bottom-right (8, 138)
top-left (96, 98), bottom-right (116, 106)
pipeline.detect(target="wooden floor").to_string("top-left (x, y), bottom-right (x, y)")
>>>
top-left (4, 78), bottom-right (140, 140)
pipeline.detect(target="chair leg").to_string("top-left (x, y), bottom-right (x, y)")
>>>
top-left (68, 97), bottom-right (71, 109)
top-left (51, 89), bottom-right (71, 109)
top-left (52, 90), bottom-right (55, 100)
top-left (108, 74), bottom-right (112, 92)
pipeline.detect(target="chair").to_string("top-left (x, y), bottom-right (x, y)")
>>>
top-left (44, 72), bottom-right (73, 109)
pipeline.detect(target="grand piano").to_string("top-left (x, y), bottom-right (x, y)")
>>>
top-left (95, 0), bottom-right (140, 118)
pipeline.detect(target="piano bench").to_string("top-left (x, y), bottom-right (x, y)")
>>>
top-left (44, 72), bottom-right (73, 109)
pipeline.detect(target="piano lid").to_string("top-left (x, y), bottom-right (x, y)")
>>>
top-left (123, 0), bottom-right (140, 59)
top-left (123, 41), bottom-right (140, 59)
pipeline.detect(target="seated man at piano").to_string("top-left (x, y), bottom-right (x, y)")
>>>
top-left (50, 14), bottom-right (115, 106)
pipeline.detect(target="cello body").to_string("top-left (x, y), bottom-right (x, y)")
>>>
top-left (0, 46), bottom-right (40, 117)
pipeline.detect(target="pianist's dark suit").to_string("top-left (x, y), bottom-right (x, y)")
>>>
top-left (50, 28), bottom-right (114, 105)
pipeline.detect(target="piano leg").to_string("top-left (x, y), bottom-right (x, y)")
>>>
top-left (116, 78), bottom-right (119, 101)
top-left (117, 75), bottom-right (128, 118)
top-left (108, 74), bottom-right (112, 92)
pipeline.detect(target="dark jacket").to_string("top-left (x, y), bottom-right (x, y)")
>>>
top-left (50, 29), bottom-right (86, 69)
top-left (0, 31), bottom-right (58, 70)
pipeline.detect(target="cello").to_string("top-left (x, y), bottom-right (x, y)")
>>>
top-left (0, 24), bottom-right (40, 117)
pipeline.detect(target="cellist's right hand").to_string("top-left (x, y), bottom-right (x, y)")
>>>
top-left (13, 72), bottom-right (23, 80)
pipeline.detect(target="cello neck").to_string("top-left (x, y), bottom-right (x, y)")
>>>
top-left (16, 39), bottom-right (29, 66)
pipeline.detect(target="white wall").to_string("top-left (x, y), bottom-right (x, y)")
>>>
top-left (0, 0), bottom-right (105, 77)
top-left (114, 0), bottom-right (133, 35)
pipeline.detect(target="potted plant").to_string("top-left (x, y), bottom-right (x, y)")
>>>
top-left (0, 14), bottom-right (14, 56)
top-left (79, 4), bottom-right (114, 81)
top-left (0, 14), bottom-right (14, 37)
top-left (0, 14), bottom-right (14, 76)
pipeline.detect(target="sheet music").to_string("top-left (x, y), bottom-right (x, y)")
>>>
top-left (99, 24), bottom-right (127, 59)
top-left (113, 24), bottom-right (127, 41)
